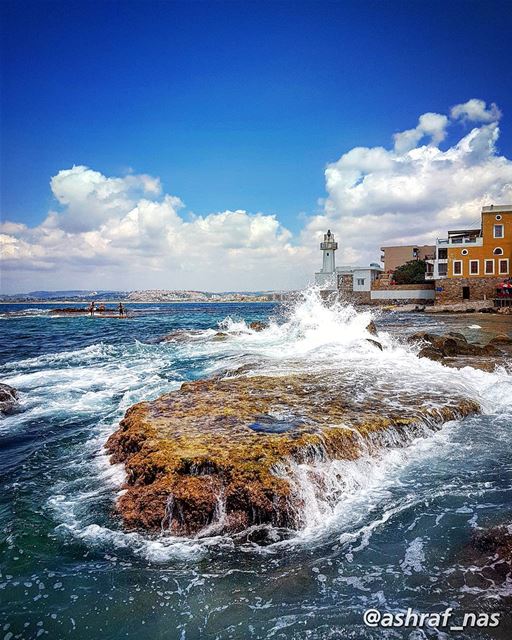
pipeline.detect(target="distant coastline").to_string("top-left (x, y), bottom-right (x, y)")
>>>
top-left (0, 299), bottom-right (279, 305)
top-left (0, 289), bottom-right (294, 305)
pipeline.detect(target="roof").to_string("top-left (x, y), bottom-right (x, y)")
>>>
top-left (380, 244), bottom-right (434, 251)
top-left (482, 205), bottom-right (512, 213)
top-left (447, 229), bottom-right (481, 236)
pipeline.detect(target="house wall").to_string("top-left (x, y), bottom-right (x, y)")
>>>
top-left (372, 281), bottom-right (434, 291)
top-left (352, 269), bottom-right (374, 291)
top-left (381, 245), bottom-right (435, 272)
top-left (371, 289), bottom-right (435, 301)
top-left (434, 277), bottom-right (503, 304)
top-left (447, 210), bottom-right (512, 278)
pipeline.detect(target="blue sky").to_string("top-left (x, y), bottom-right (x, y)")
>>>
top-left (1, 0), bottom-right (512, 292)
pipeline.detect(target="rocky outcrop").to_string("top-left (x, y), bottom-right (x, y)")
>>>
top-left (408, 331), bottom-right (511, 371)
top-left (425, 301), bottom-right (496, 314)
top-left (488, 334), bottom-right (512, 346)
top-left (0, 383), bottom-right (18, 415)
top-left (49, 307), bottom-right (89, 314)
top-left (106, 373), bottom-right (479, 537)
top-left (160, 322), bottom-right (268, 344)
top-left (366, 321), bottom-right (378, 335)
top-left (248, 321), bottom-right (268, 332)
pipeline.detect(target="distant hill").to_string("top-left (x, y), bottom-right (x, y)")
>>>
top-left (27, 290), bottom-right (109, 298)
top-left (0, 289), bottom-right (294, 303)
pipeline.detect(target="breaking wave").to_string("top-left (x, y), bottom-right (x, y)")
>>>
top-left (2, 286), bottom-right (507, 563)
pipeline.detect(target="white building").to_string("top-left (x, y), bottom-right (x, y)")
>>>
top-left (314, 230), bottom-right (382, 297)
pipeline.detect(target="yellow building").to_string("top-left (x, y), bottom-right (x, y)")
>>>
top-left (447, 205), bottom-right (511, 278)
top-left (432, 205), bottom-right (512, 303)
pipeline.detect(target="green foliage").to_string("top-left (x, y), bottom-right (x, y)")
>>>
top-left (392, 259), bottom-right (427, 284)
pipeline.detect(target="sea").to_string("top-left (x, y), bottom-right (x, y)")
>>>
top-left (1, 292), bottom-right (511, 640)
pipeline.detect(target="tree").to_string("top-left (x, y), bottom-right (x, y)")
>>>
top-left (392, 259), bottom-right (427, 284)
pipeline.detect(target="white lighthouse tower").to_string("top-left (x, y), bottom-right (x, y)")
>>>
top-left (314, 229), bottom-right (338, 289)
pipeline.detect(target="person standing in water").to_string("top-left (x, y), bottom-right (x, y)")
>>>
top-left (89, 301), bottom-right (95, 316)
top-left (118, 302), bottom-right (125, 317)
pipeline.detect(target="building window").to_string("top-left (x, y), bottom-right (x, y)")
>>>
top-left (453, 260), bottom-right (462, 276)
top-left (461, 249), bottom-right (469, 256)
top-left (494, 224), bottom-right (504, 238)
top-left (496, 214), bottom-right (502, 221)
top-left (357, 278), bottom-right (365, 286)
top-left (469, 260), bottom-right (479, 275)
top-left (438, 263), bottom-right (447, 276)
top-left (494, 247), bottom-right (504, 255)
top-left (485, 259), bottom-right (494, 275)
top-left (499, 259), bottom-right (509, 275)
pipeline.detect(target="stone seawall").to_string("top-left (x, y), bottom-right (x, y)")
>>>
top-left (435, 277), bottom-right (501, 304)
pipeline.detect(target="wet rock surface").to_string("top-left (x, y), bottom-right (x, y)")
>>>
top-left (106, 373), bottom-right (479, 537)
top-left (470, 525), bottom-right (512, 564)
top-left (49, 307), bottom-right (88, 314)
top-left (0, 383), bottom-right (19, 415)
top-left (248, 321), bottom-right (268, 332)
top-left (409, 331), bottom-right (512, 371)
top-left (459, 525), bottom-right (512, 603)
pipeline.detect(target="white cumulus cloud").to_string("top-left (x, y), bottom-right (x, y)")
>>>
top-left (305, 99), bottom-right (512, 266)
top-left (450, 98), bottom-right (502, 123)
top-left (1, 98), bottom-right (511, 292)
top-left (1, 165), bottom-right (312, 292)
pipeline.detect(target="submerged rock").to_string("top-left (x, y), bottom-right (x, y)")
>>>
top-left (106, 373), bottom-right (479, 537)
top-left (470, 525), bottom-right (512, 563)
top-left (159, 329), bottom-right (204, 343)
top-left (211, 332), bottom-right (229, 341)
top-left (0, 383), bottom-right (18, 415)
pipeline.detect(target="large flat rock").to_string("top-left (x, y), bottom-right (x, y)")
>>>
top-left (106, 373), bottom-right (479, 537)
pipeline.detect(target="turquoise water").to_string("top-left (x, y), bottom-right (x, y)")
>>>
top-left (0, 301), bottom-right (511, 639)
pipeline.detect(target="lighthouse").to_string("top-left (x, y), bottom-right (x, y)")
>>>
top-left (314, 230), bottom-right (338, 289)
top-left (320, 229), bottom-right (338, 273)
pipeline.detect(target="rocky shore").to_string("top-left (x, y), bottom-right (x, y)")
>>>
top-left (409, 331), bottom-right (512, 371)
